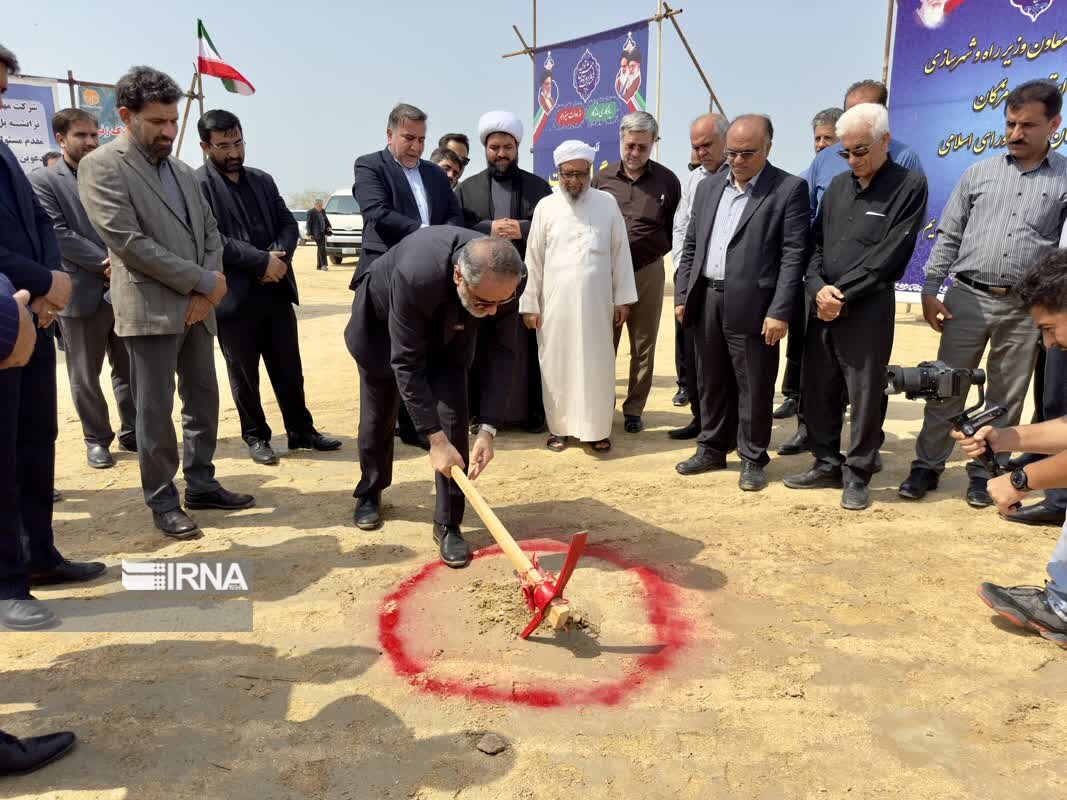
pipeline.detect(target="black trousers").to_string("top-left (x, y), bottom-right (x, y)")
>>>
top-left (354, 363), bottom-right (469, 527)
top-left (314, 235), bottom-right (327, 268)
top-left (217, 290), bottom-right (315, 445)
top-left (1030, 345), bottom-right (1067, 510)
top-left (781, 289), bottom-right (808, 400)
top-left (0, 328), bottom-right (63, 600)
top-left (693, 283), bottom-right (779, 465)
top-left (803, 290), bottom-right (895, 484)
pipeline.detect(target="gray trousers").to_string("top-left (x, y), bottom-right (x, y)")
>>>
top-left (125, 323), bottom-right (221, 512)
top-left (613, 257), bottom-right (665, 418)
top-left (912, 281), bottom-right (1039, 478)
top-left (57, 303), bottom-right (135, 447)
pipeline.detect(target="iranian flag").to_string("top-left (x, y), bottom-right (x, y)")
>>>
top-left (197, 19), bottom-right (255, 96)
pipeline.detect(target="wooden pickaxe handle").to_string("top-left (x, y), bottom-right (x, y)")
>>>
top-left (449, 465), bottom-right (538, 581)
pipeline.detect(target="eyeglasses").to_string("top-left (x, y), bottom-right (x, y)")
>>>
top-left (838, 143), bottom-right (873, 160)
top-left (465, 282), bottom-right (517, 310)
top-left (460, 156), bottom-right (471, 166)
top-left (724, 149), bottom-right (759, 161)
top-left (559, 170), bottom-right (590, 181)
top-left (208, 139), bottom-right (245, 152)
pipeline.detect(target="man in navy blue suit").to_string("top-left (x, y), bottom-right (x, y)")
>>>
top-left (0, 45), bottom-right (106, 632)
top-left (344, 103), bottom-right (465, 452)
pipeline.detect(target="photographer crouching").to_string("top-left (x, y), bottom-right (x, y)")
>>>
top-left (956, 251), bottom-right (1067, 647)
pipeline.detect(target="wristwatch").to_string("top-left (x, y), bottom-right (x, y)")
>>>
top-left (1010, 467), bottom-right (1031, 492)
top-left (478, 424), bottom-right (497, 438)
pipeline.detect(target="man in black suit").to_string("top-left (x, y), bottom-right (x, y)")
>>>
top-left (674, 115), bottom-right (809, 491)
top-left (0, 45), bottom-right (106, 631)
top-left (305, 198), bottom-right (331, 270)
top-left (457, 110), bottom-right (552, 432)
top-left (197, 110), bottom-right (340, 466)
top-left (30, 107), bottom-right (136, 470)
top-left (785, 103), bottom-right (927, 510)
top-left (346, 227), bottom-right (522, 567)
top-left (346, 102), bottom-right (465, 450)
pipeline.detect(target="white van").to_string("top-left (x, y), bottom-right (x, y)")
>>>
top-left (324, 188), bottom-right (364, 265)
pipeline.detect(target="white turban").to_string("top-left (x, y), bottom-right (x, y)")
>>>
top-left (478, 111), bottom-right (523, 145)
top-left (553, 140), bottom-right (596, 166)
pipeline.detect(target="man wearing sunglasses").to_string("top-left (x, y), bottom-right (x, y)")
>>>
top-left (675, 115), bottom-right (809, 491)
top-left (457, 111), bottom-right (552, 435)
top-left (347, 226), bottom-right (523, 568)
top-left (785, 103), bottom-right (927, 511)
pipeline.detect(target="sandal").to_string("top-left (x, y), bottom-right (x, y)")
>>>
top-left (546, 434), bottom-right (567, 452)
top-left (591, 438), bottom-right (611, 453)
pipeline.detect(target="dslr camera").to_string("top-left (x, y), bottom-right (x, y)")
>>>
top-left (885, 360), bottom-right (1007, 472)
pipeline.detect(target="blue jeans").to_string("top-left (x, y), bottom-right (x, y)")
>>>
top-left (1047, 521), bottom-right (1067, 620)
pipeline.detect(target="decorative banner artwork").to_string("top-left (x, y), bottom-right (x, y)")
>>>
top-left (888, 0), bottom-right (1067, 297)
top-left (532, 22), bottom-right (652, 182)
top-left (0, 77), bottom-right (58, 173)
top-left (78, 85), bottom-right (125, 144)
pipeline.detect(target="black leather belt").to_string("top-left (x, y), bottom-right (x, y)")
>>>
top-left (709, 279), bottom-right (725, 291)
top-left (955, 273), bottom-right (1011, 297)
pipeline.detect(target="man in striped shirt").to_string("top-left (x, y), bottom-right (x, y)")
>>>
top-left (900, 79), bottom-right (1067, 508)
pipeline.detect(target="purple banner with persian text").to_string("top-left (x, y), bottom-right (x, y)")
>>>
top-left (531, 21), bottom-right (651, 183)
top-left (888, 0), bottom-right (1067, 296)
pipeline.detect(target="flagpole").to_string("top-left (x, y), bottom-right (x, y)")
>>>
top-left (174, 70), bottom-right (198, 159)
top-left (655, 0), bottom-right (663, 161)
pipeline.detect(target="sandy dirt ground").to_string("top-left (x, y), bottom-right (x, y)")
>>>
top-left (3, 246), bottom-right (1065, 799)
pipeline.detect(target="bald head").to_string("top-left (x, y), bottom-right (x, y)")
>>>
top-left (689, 113), bottom-right (729, 172)
top-left (725, 114), bottom-right (773, 186)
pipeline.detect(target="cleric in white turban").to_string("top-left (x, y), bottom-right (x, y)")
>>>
top-left (456, 111), bottom-right (552, 431)
top-left (477, 110), bottom-right (524, 146)
top-left (520, 138), bottom-right (636, 452)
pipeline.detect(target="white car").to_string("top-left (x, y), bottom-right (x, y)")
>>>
top-left (324, 188), bottom-right (364, 265)
top-left (289, 208), bottom-right (309, 245)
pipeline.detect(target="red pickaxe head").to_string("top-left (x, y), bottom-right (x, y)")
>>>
top-left (518, 532), bottom-right (588, 639)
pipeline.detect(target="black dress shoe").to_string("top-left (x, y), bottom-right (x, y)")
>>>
top-left (31, 560), bottom-right (107, 586)
top-left (777, 428), bottom-right (809, 456)
top-left (434, 524), bottom-right (471, 568)
top-left (86, 444), bottom-right (113, 469)
top-left (248, 439), bottom-right (279, 465)
top-left (153, 509), bottom-right (200, 539)
top-left (624, 415), bottom-right (644, 433)
top-left (783, 465), bottom-right (843, 489)
top-left (667, 419), bottom-right (700, 440)
top-left (523, 415), bottom-right (547, 434)
top-left (184, 487), bottom-right (255, 511)
top-left (966, 476), bottom-right (993, 508)
top-left (841, 480), bottom-right (871, 510)
top-left (52, 489), bottom-right (62, 503)
top-left (898, 467), bottom-right (939, 500)
top-left (399, 431), bottom-right (431, 451)
top-left (0, 597), bottom-right (54, 630)
top-left (676, 452), bottom-right (727, 475)
top-left (287, 430), bottom-right (342, 451)
top-left (354, 494), bottom-right (382, 530)
top-left (671, 388), bottom-right (689, 407)
top-left (1001, 501), bottom-right (1066, 526)
top-left (117, 435), bottom-right (138, 453)
top-left (773, 396), bottom-right (799, 419)
top-left (0, 729), bottom-right (76, 776)
top-left (739, 460), bottom-right (768, 491)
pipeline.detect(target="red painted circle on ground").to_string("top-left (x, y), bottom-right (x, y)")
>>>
top-left (378, 539), bottom-right (692, 708)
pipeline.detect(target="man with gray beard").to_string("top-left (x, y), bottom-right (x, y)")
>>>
top-left (345, 227), bottom-right (522, 568)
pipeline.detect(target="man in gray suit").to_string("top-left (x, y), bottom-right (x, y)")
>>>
top-left (79, 66), bottom-right (253, 539)
top-left (674, 114), bottom-right (810, 491)
top-left (30, 107), bottom-right (136, 470)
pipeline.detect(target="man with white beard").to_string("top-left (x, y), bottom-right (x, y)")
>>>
top-left (520, 140), bottom-right (637, 452)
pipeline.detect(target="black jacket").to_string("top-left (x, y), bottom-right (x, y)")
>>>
top-left (351, 147), bottom-right (464, 286)
top-left (306, 207), bottom-right (331, 238)
top-left (0, 141), bottom-right (59, 298)
top-left (345, 225), bottom-right (517, 433)
top-left (196, 162), bottom-right (299, 319)
top-left (676, 163), bottom-right (810, 335)
top-left (454, 166), bottom-right (552, 258)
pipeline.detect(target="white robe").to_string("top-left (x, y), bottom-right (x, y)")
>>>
top-left (520, 188), bottom-right (637, 441)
